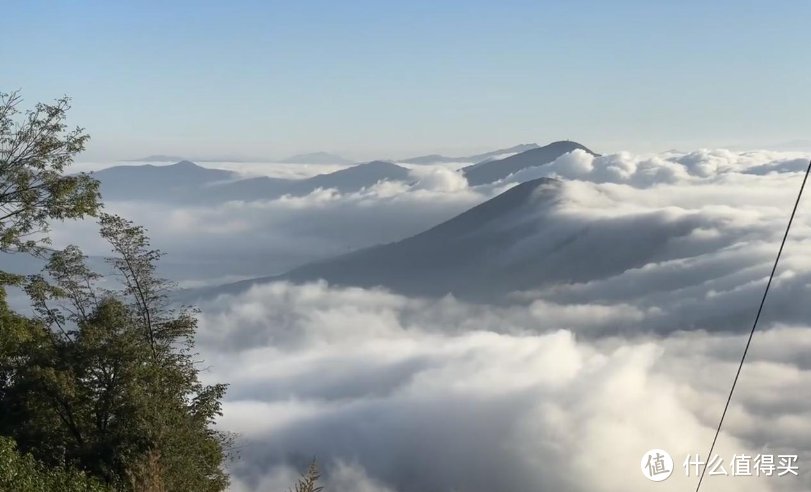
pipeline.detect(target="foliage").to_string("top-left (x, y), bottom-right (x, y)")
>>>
top-left (0, 436), bottom-right (110, 492)
top-left (0, 214), bottom-right (230, 491)
top-left (126, 451), bottom-right (167, 492)
top-left (0, 90), bottom-right (231, 491)
top-left (289, 461), bottom-right (324, 492)
top-left (0, 91), bottom-right (99, 255)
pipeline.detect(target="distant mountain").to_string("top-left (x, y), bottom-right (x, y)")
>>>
top-left (127, 155), bottom-right (248, 163)
top-left (94, 160), bottom-right (410, 203)
top-left (201, 161), bottom-right (409, 202)
top-left (126, 155), bottom-right (187, 162)
top-left (193, 168), bottom-right (702, 300)
top-left (400, 144), bottom-right (540, 165)
top-left (93, 161), bottom-right (238, 201)
top-left (279, 178), bottom-right (565, 298)
top-left (286, 161), bottom-right (408, 193)
top-left (282, 152), bottom-right (355, 165)
top-left (101, 141), bottom-right (595, 203)
top-left (462, 140), bottom-right (596, 186)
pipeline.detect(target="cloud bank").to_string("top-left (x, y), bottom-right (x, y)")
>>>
top-left (197, 282), bottom-right (810, 492)
top-left (54, 149), bottom-right (809, 289)
top-left (51, 148), bottom-right (811, 491)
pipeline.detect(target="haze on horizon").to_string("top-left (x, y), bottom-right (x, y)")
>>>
top-left (2, 0), bottom-right (811, 162)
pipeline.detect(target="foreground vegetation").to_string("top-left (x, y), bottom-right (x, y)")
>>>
top-left (0, 92), bottom-right (239, 491)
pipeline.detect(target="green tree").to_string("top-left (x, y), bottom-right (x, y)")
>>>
top-left (0, 89), bottom-right (108, 490)
top-left (0, 214), bottom-right (230, 491)
top-left (0, 92), bottom-right (230, 490)
top-left (0, 436), bottom-right (110, 492)
top-left (0, 91), bottom-right (99, 258)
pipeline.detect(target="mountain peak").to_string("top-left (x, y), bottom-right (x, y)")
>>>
top-left (172, 160), bottom-right (201, 168)
top-left (545, 140), bottom-right (594, 152)
top-left (400, 144), bottom-right (541, 165)
top-left (463, 140), bottom-right (596, 186)
top-left (359, 160), bottom-right (402, 169)
top-left (260, 176), bottom-right (566, 299)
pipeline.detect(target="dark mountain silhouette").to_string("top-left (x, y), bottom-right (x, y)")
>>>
top-left (201, 161), bottom-right (410, 202)
top-left (93, 161), bottom-right (238, 201)
top-left (278, 177), bottom-right (566, 298)
top-left (290, 161), bottom-right (409, 193)
top-left (107, 142), bottom-right (596, 202)
top-left (191, 178), bottom-right (576, 299)
top-left (462, 141), bottom-right (596, 186)
top-left (283, 152), bottom-right (355, 165)
top-left (197, 168), bottom-right (702, 300)
top-left (186, 177), bottom-right (562, 299)
top-left (400, 143), bottom-right (539, 165)
top-left (94, 160), bottom-right (411, 203)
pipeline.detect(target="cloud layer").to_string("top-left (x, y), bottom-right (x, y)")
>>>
top-left (54, 149), bottom-right (810, 290)
top-left (197, 282), bottom-right (810, 492)
top-left (56, 148), bottom-right (811, 492)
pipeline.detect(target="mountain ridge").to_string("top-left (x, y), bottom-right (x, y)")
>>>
top-left (93, 160), bottom-right (238, 201)
top-left (462, 140), bottom-right (596, 186)
top-left (189, 177), bottom-right (565, 300)
top-left (400, 143), bottom-right (540, 164)
top-left (94, 160), bottom-right (412, 203)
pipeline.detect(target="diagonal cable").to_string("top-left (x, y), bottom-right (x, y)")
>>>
top-left (694, 159), bottom-right (811, 492)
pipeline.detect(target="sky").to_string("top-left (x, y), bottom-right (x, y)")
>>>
top-left (2, 0), bottom-right (810, 161)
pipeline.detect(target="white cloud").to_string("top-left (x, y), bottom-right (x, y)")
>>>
top-left (409, 167), bottom-right (469, 192)
top-left (498, 148), bottom-right (811, 188)
top-left (196, 282), bottom-right (809, 492)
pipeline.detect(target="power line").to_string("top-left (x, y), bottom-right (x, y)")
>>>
top-left (694, 159), bottom-right (811, 492)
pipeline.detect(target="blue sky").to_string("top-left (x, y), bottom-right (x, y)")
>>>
top-left (2, 0), bottom-right (809, 161)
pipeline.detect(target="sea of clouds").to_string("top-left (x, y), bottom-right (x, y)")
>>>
top-left (199, 282), bottom-right (810, 492)
top-left (51, 149), bottom-right (811, 491)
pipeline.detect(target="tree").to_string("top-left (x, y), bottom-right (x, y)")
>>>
top-left (0, 91), bottom-right (231, 490)
top-left (289, 461), bottom-right (324, 492)
top-left (0, 436), bottom-right (110, 492)
top-left (0, 91), bottom-right (100, 258)
top-left (0, 214), bottom-right (231, 491)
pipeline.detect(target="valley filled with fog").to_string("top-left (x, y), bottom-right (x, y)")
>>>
top-left (11, 143), bottom-right (811, 492)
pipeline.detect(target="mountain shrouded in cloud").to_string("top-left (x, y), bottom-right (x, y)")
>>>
top-left (189, 147), bottom-right (811, 492)
top-left (94, 141), bottom-right (596, 208)
top-left (462, 140), bottom-right (597, 185)
top-left (207, 174), bottom-right (709, 300)
top-left (201, 160), bottom-right (411, 202)
top-left (92, 160), bottom-right (238, 201)
top-left (94, 159), bottom-right (412, 203)
top-left (399, 143), bottom-right (540, 164)
top-left (184, 147), bottom-right (811, 329)
top-left (279, 177), bottom-right (569, 297)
